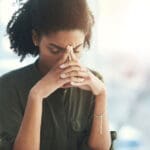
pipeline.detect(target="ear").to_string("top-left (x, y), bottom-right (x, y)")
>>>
top-left (32, 29), bottom-right (40, 46)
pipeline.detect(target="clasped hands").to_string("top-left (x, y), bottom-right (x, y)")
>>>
top-left (32, 45), bottom-right (106, 99)
top-left (59, 45), bottom-right (105, 96)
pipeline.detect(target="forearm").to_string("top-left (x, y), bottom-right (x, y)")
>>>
top-left (13, 93), bottom-right (43, 150)
top-left (88, 92), bottom-right (111, 150)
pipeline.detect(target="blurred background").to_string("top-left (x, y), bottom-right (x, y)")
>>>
top-left (0, 0), bottom-right (150, 149)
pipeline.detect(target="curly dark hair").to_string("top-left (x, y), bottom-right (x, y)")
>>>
top-left (7, 0), bottom-right (95, 61)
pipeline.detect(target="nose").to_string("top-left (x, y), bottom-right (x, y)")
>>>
top-left (59, 48), bottom-right (70, 63)
top-left (65, 45), bottom-right (73, 53)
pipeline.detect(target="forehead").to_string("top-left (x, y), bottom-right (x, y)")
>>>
top-left (41, 30), bottom-right (85, 47)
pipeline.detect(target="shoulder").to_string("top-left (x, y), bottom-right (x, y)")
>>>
top-left (89, 69), bottom-right (104, 82)
top-left (0, 63), bottom-right (34, 79)
top-left (0, 63), bottom-right (36, 103)
top-left (0, 63), bottom-right (35, 85)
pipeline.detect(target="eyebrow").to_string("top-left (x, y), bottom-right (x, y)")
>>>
top-left (49, 43), bottom-right (83, 51)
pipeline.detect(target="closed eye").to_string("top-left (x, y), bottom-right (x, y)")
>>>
top-left (73, 45), bottom-right (83, 53)
top-left (47, 46), bottom-right (62, 54)
top-left (73, 49), bottom-right (80, 53)
top-left (47, 43), bottom-right (83, 54)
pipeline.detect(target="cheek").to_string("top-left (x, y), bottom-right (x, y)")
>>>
top-left (39, 47), bottom-right (60, 67)
top-left (74, 46), bottom-right (84, 59)
top-left (74, 50), bottom-right (84, 60)
top-left (74, 53), bottom-right (81, 59)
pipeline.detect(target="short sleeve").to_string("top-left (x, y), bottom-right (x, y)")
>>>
top-left (90, 69), bottom-right (104, 83)
top-left (0, 75), bottom-right (23, 150)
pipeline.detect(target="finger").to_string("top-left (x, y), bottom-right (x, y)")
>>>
top-left (59, 60), bottom-right (81, 69)
top-left (67, 45), bottom-right (72, 62)
top-left (61, 83), bottom-right (73, 88)
top-left (66, 45), bottom-right (73, 60)
top-left (54, 52), bottom-right (70, 68)
top-left (70, 76), bottom-right (85, 83)
top-left (70, 46), bottom-right (77, 61)
top-left (61, 66), bottom-right (81, 74)
top-left (70, 80), bottom-right (86, 86)
top-left (60, 70), bottom-right (89, 79)
top-left (68, 54), bottom-right (72, 62)
top-left (70, 77), bottom-right (90, 86)
top-left (57, 77), bottom-right (71, 86)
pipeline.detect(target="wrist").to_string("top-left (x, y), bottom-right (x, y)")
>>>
top-left (95, 88), bottom-right (107, 97)
top-left (95, 91), bottom-right (107, 106)
top-left (90, 76), bottom-right (106, 96)
top-left (93, 95), bottom-right (107, 121)
top-left (29, 88), bottom-right (43, 103)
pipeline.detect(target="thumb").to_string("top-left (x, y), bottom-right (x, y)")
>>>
top-left (68, 45), bottom-right (77, 61)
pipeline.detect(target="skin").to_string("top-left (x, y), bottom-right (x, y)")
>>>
top-left (33, 30), bottom-right (85, 76)
top-left (13, 30), bottom-right (111, 150)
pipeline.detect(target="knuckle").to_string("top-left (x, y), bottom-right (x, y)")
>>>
top-left (77, 77), bottom-right (80, 82)
top-left (71, 76), bottom-right (74, 80)
top-left (68, 61), bottom-right (71, 66)
top-left (70, 66), bottom-right (73, 70)
top-left (87, 76), bottom-right (92, 81)
top-left (78, 66), bottom-right (81, 71)
top-left (76, 71), bottom-right (79, 76)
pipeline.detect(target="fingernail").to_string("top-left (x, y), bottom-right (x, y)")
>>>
top-left (60, 64), bottom-right (66, 68)
top-left (60, 73), bottom-right (67, 78)
top-left (71, 81), bottom-right (76, 85)
top-left (68, 54), bottom-right (72, 61)
top-left (79, 78), bottom-right (84, 82)
top-left (66, 45), bottom-right (72, 50)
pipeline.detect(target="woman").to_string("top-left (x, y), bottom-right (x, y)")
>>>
top-left (0, 0), bottom-right (113, 149)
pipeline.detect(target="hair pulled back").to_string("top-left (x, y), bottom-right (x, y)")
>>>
top-left (7, 0), bottom-right (94, 61)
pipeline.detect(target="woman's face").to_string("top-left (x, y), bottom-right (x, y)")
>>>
top-left (33, 30), bottom-right (85, 73)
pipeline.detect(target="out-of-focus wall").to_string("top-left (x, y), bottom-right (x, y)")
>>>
top-left (89, 1), bottom-right (150, 149)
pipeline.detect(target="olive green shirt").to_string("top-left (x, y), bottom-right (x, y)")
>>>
top-left (0, 60), bottom-right (115, 150)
